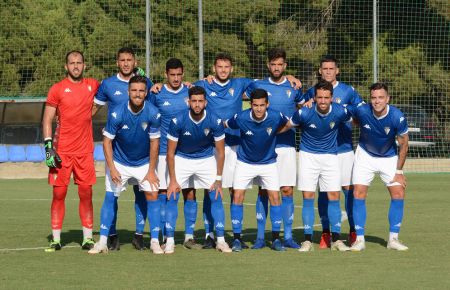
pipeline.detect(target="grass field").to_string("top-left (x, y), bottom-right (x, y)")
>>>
top-left (1, 174), bottom-right (449, 289)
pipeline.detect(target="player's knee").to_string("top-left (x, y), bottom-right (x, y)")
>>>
top-left (268, 190), bottom-right (280, 205)
top-left (232, 191), bottom-right (245, 204)
top-left (280, 186), bottom-right (293, 196)
top-left (53, 186), bottom-right (68, 201)
top-left (78, 185), bottom-right (92, 200)
top-left (183, 188), bottom-right (196, 200)
top-left (327, 191), bottom-right (340, 200)
top-left (302, 191), bottom-right (315, 199)
top-left (144, 191), bottom-right (158, 201)
top-left (353, 186), bottom-right (367, 199)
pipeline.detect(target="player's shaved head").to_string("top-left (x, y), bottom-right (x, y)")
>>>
top-left (268, 48), bottom-right (286, 62)
top-left (129, 75), bottom-right (147, 89)
top-left (314, 79), bottom-right (333, 96)
top-left (188, 86), bottom-right (206, 99)
top-left (65, 50), bottom-right (84, 64)
top-left (117, 47), bottom-right (136, 59)
top-left (250, 88), bottom-right (269, 103)
top-left (214, 53), bottom-right (233, 65)
top-left (166, 58), bottom-right (184, 72)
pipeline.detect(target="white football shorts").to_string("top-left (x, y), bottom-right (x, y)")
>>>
top-left (233, 160), bottom-right (279, 191)
top-left (175, 155), bottom-right (216, 190)
top-left (338, 150), bottom-right (355, 187)
top-left (297, 150), bottom-right (341, 192)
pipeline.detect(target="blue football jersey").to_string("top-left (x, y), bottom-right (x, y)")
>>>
top-left (226, 108), bottom-right (287, 165)
top-left (303, 81), bottom-right (362, 153)
top-left (104, 101), bottom-right (161, 167)
top-left (290, 103), bottom-right (351, 154)
top-left (149, 84), bottom-right (189, 155)
top-left (349, 104), bottom-right (408, 157)
top-left (194, 78), bottom-right (252, 146)
top-left (245, 78), bottom-right (305, 148)
top-left (167, 110), bottom-right (225, 159)
top-left (95, 74), bottom-right (154, 112)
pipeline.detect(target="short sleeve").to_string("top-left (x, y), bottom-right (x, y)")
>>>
top-left (397, 112), bottom-right (409, 136)
top-left (290, 109), bottom-right (303, 126)
top-left (104, 113), bottom-right (120, 139)
top-left (244, 81), bottom-right (256, 99)
top-left (94, 80), bottom-right (107, 105)
top-left (225, 113), bottom-right (239, 129)
top-left (148, 106), bottom-right (161, 139)
top-left (350, 87), bottom-right (363, 105)
top-left (167, 118), bottom-right (180, 141)
top-left (213, 117), bottom-right (225, 141)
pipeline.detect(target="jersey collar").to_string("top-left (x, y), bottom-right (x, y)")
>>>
top-left (127, 101), bottom-right (145, 115)
top-left (333, 81), bottom-right (339, 89)
top-left (268, 77), bottom-right (287, 85)
top-left (249, 110), bottom-right (268, 123)
top-left (117, 73), bottom-right (130, 83)
top-left (372, 104), bottom-right (390, 120)
top-left (164, 84), bottom-right (184, 94)
top-left (213, 78), bottom-right (230, 87)
top-left (315, 103), bottom-right (333, 117)
top-left (189, 109), bottom-right (207, 124)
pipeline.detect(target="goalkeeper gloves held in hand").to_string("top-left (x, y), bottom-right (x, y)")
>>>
top-left (44, 139), bottom-right (62, 168)
top-left (133, 67), bottom-right (146, 77)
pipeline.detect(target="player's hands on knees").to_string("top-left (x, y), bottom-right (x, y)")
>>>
top-left (144, 171), bottom-right (160, 191)
top-left (110, 167), bottom-right (122, 186)
top-left (150, 83), bottom-right (163, 93)
top-left (44, 140), bottom-right (62, 168)
top-left (391, 173), bottom-right (407, 188)
top-left (167, 181), bottom-right (180, 199)
top-left (210, 181), bottom-right (223, 199)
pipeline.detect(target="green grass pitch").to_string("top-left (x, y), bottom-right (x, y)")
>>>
top-left (0, 174), bottom-right (449, 289)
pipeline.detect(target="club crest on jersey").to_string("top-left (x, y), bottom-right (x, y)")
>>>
top-left (88, 85), bottom-right (92, 92)
top-left (286, 90), bottom-right (292, 98)
top-left (141, 122), bottom-right (148, 131)
top-left (111, 112), bottom-right (117, 119)
top-left (266, 127), bottom-right (272, 135)
top-left (228, 88), bottom-right (234, 96)
top-left (384, 127), bottom-right (391, 135)
top-left (334, 97), bottom-right (342, 104)
top-left (330, 122), bottom-right (335, 129)
top-left (204, 128), bottom-right (210, 136)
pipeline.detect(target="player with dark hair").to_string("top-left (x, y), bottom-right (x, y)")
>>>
top-left (225, 88), bottom-right (287, 252)
top-left (349, 82), bottom-right (409, 251)
top-left (280, 79), bottom-right (353, 252)
top-left (303, 55), bottom-right (363, 248)
top-left (244, 48), bottom-right (305, 249)
top-left (165, 86), bottom-right (231, 253)
top-left (92, 47), bottom-right (155, 251)
top-left (89, 76), bottom-right (162, 254)
top-left (43, 50), bottom-right (100, 251)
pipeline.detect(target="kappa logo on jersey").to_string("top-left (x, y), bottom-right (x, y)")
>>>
top-left (111, 112), bottom-right (117, 119)
top-left (122, 125), bottom-right (129, 130)
top-left (163, 101), bottom-right (171, 106)
top-left (245, 130), bottom-right (254, 136)
top-left (400, 117), bottom-right (405, 123)
top-left (363, 124), bottom-right (371, 130)
top-left (309, 124), bottom-right (317, 129)
top-left (330, 122), bottom-right (335, 129)
top-left (114, 90), bottom-right (122, 96)
top-left (384, 127), bottom-right (391, 135)
top-left (183, 131), bottom-right (191, 136)
top-left (228, 88), bottom-right (234, 96)
top-left (266, 127), bottom-right (272, 135)
top-left (64, 88), bottom-right (72, 93)
top-left (210, 92), bottom-right (217, 97)
top-left (204, 128), bottom-right (210, 136)
top-left (286, 90), bottom-right (292, 98)
top-left (141, 122), bottom-right (148, 131)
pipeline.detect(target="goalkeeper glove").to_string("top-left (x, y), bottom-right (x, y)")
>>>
top-left (44, 139), bottom-right (62, 168)
top-left (133, 67), bottom-right (146, 77)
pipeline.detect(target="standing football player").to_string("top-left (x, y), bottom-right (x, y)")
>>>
top-left (43, 50), bottom-right (99, 251)
top-left (88, 76), bottom-right (162, 254)
top-left (303, 55), bottom-right (363, 248)
top-left (165, 86), bottom-right (231, 253)
top-left (92, 47), bottom-right (154, 250)
top-left (349, 82), bottom-right (409, 251)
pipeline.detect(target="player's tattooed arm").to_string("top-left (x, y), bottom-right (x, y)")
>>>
top-left (103, 136), bottom-right (121, 185)
top-left (166, 139), bottom-right (181, 198)
top-left (211, 139), bottom-right (225, 199)
top-left (391, 133), bottom-right (409, 188)
top-left (286, 75), bottom-right (302, 89)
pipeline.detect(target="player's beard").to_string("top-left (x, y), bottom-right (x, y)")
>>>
top-left (67, 70), bottom-right (83, 82)
top-left (190, 108), bottom-right (205, 119)
top-left (270, 71), bottom-right (284, 82)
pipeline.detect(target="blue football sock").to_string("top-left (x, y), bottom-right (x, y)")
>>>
top-left (353, 198), bottom-right (366, 236)
top-left (209, 191), bottom-right (225, 237)
top-left (147, 199), bottom-right (161, 239)
top-left (388, 199), bottom-right (404, 233)
top-left (256, 194), bottom-right (268, 240)
top-left (281, 196), bottom-right (294, 240)
top-left (133, 185), bottom-right (147, 234)
top-left (184, 199), bottom-right (197, 235)
top-left (302, 198), bottom-right (315, 235)
top-left (202, 192), bottom-right (214, 235)
top-left (328, 200), bottom-right (342, 234)
top-left (158, 193), bottom-right (167, 239)
top-left (318, 191), bottom-right (329, 231)
top-left (230, 203), bottom-right (243, 234)
top-left (269, 205), bottom-right (282, 233)
top-left (109, 196), bottom-right (118, 235)
top-left (165, 192), bottom-right (180, 238)
top-left (343, 189), bottom-right (355, 230)
top-left (100, 191), bottom-right (117, 237)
